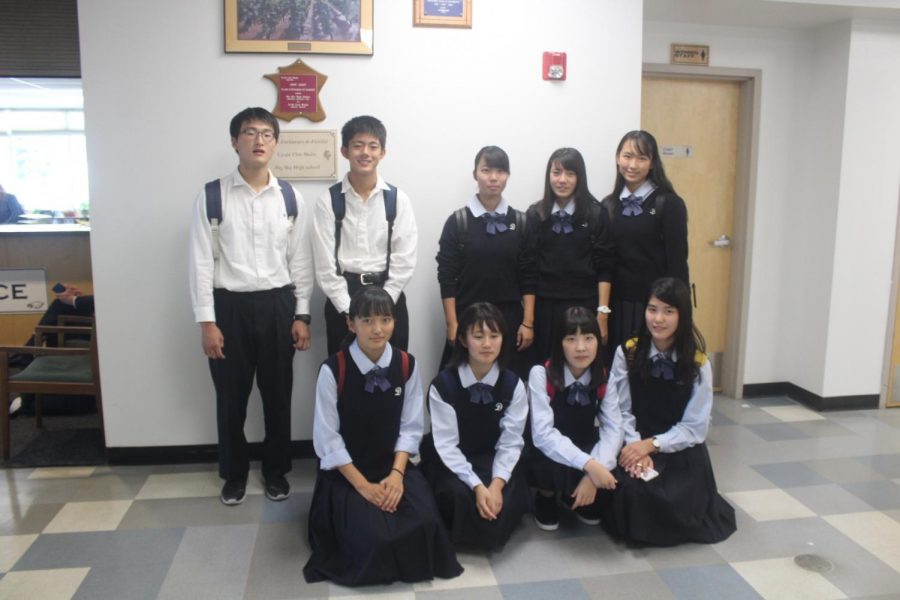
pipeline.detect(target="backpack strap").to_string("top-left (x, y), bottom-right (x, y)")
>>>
top-left (544, 361), bottom-right (556, 399)
top-left (383, 184), bottom-right (398, 279)
top-left (205, 179), bottom-right (223, 260)
top-left (335, 349), bottom-right (348, 396)
top-left (398, 348), bottom-right (410, 382)
top-left (513, 208), bottom-right (526, 233)
top-left (329, 182), bottom-right (345, 276)
top-left (277, 179), bottom-right (298, 256)
top-left (454, 207), bottom-right (468, 251)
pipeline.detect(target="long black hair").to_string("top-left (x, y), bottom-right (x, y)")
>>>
top-left (629, 277), bottom-right (705, 384)
top-left (609, 130), bottom-right (675, 199)
top-left (547, 305), bottom-right (606, 393)
top-left (535, 147), bottom-right (597, 223)
top-left (342, 286), bottom-right (395, 348)
top-left (447, 302), bottom-right (508, 369)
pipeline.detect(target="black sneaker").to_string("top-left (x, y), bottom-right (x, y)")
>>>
top-left (573, 502), bottom-right (601, 525)
top-left (220, 478), bottom-right (247, 505)
top-left (264, 475), bottom-right (290, 501)
top-left (533, 492), bottom-right (559, 531)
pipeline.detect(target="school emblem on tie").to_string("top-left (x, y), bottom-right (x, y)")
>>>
top-left (394, 387), bottom-right (402, 396)
top-left (494, 402), bottom-right (503, 412)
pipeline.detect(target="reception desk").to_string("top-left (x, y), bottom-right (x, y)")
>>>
top-left (0, 224), bottom-right (92, 345)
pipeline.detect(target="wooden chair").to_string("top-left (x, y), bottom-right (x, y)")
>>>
top-left (0, 321), bottom-right (103, 460)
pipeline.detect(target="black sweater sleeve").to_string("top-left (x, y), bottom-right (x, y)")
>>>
top-left (661, 193), bottom-right (690, 285)
top-left (435, 212), bottom-right (462, 299)
top-left (592, 199), bottom-right (615, 284)
top-left (516, 208), bottom-right (538, 296)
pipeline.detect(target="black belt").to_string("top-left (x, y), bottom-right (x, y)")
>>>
top-left (343, 270), bottom-right (387, 288)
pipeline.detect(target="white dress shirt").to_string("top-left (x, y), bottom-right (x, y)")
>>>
top-left (552, 199), bottom-right (576, 217)
top-left (428, 363), bottom-right (528, 490)
top-left (528, 364), bottom-right (623, 471)
top-left (188, 168), bottom-right (313, 322)
top-left (312, 174), bottom-right (418, 313)
top-left (467, 195), bottom-right (509, 217)
top-left (607, 344), bottom-right (713, 452)
top-left (313, 341), bottom-right (425, 470)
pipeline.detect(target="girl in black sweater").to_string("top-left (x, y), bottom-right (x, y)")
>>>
top-left (598, 131), bottom-right (690, 365)
top-left (436, 146), bottom-right (537, 378)
top-left (527, 147), bottom-right (608, 365)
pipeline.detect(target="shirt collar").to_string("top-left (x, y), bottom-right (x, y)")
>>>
top-left (552, 200), bottom-right (576, 216)
top-left (649, 342), bottom-right (678, 362)
top-left (341, 173), bottom-right (388, 201)
top-left (563, 364), bottom-right (593, 387)
top-left (349, 339), bottom-right (393, 371)
top-left (468, 195), bottom-right (509, 218)
top-left (619, 180), bottom-right (656, 200)
top-left (458, 362), bottom-right (499, 387)
top-left (230, 168), bottom-right (278, 193)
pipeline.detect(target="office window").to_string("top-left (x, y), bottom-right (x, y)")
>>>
top-left (0, 78), bottom-right (88, 215)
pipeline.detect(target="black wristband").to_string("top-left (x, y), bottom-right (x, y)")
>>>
top-left (294, 314), bottom-right (311, 324)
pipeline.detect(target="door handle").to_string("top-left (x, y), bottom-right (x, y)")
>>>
top-left (710, 234), bottom-right (732, 248)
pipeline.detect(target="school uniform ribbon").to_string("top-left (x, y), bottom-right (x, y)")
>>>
top-left (468, 382), bottom-right (495, 405)
top-left (566, 382), bottom-right (591, 406)
top-left (551, 211), bottom-right (574, 234)
top-left (364, 366), bottom-right (393, 393)
top-left (650, 353), bottom-right (676, 380)
top-left (483, 213), bottom-right (508, 235)
top-left (621, 194), bottom-right (644, 217)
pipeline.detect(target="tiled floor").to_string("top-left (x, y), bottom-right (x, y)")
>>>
top-left (2, 395), bottom-right (900, 600)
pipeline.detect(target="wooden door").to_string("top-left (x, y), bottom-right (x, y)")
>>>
top-left (641, 76), bottom-right (740, 387)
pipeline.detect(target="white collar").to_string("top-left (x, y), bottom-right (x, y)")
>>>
top-left (552, 200), bottom-right (576, 216)
top-left (649, 342), bottom-right (678, 362)
top-left (458, 362), bottom-right (499, 387)
top-left (619, 180), bottom-right (656, 200)
top-left (563, 363), bottom-right (593, 387)
top-left (349, 339), bottom-right (393, 371)
top-left (468, 195), bottom-right (509, 218)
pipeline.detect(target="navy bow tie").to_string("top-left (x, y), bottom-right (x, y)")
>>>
top-left (650, 353), bottom-right (676, 380)
top-left (621, 194), bottom-right (644, 217)
top-left (468, 382), bottom-right (495, 405)
top-left (364, 366), bottom-right (392, 393)
top-left (483, 213), bottom-right (508, 236)
top-left (551, 211), bottom-right (574, 234)
top-left (566, 381), bottom-right (591, 406)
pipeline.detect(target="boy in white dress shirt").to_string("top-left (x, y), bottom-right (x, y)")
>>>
top-left (312, 115), bottom-right (417, 354)
top-left (189, 107), bottom-right (314, 505)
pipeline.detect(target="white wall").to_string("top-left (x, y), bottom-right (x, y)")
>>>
top-left (823, 19), bottom-right (900, 396)
top-left (78, 0), bottom-right (644, 447)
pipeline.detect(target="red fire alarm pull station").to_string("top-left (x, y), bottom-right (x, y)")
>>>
top-left (543, 51), bottom-right (567, 81)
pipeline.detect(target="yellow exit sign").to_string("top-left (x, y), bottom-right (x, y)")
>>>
top-left (671, 44), bottom-right (709, 66)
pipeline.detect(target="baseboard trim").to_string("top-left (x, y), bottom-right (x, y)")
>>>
top-left (743, 382), bottom-right (878, 411)
top-left (106, 440), bottom-right (316, 465)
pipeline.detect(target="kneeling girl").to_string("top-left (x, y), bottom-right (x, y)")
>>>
top-left (528, 305), bottom-right (621, 531)
top-left (421, 302), bottom-right (530, 550)
top-left (304, 287), bottom-right (462, 586)
top-left (600, 277), bottom-right (736, 546)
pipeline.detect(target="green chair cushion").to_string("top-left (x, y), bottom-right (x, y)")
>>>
top-left (64, 339), bottom-right (91, 348)
top-left (10, 355), bottom-right (93, 383)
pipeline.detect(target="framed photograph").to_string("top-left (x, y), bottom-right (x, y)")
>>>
top-left (413, 0), bottom-right (472, 28)
top-left (225, 0), bottom-right (373, 55)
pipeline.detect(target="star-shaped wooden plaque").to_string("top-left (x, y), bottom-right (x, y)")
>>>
top-left (265, 59), bottom-right (327, 123)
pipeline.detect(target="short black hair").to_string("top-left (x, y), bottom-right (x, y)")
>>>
top-left (447, 302), bottom-right (508, 369)
top-left (546, 305), bottom-right (605, 393)
top-left (473, 145), bottom-right (510, 174)
top-left (348, 286), bottom-right (395, 319)
top-left (341, 115), bottom-right (387, 149)
top-left (229, 107), bottom-right (280, 141)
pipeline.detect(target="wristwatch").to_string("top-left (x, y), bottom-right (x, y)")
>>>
top-left (650, 437), bottom-right (661, 453)
top-left (293, 314), bottom-right (311, 324)
top-left (596, 305), bottom-right (612, 314)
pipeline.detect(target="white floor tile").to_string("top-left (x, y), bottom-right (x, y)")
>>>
top-left (0, 567), bottom-right (90, 600)
top-left (760, 406), bottom-right (826, 423)
top-left (726, 489), bottom-right (817, 521)
top-left (824, 511), bottom-right (900, 573)
top-left (0, 534), bottom-right (38, 571)
top-left (732, 556), bottom-right (846, 599)
top-left (42, 500), bottom-right (132, 533)
top-left (28, 467), bottom-right (97, 480)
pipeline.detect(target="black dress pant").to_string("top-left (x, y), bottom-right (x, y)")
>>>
top-left (209, 286), bottom-right (294, 482)
top-left (324, 291), bottom-right (409, 355)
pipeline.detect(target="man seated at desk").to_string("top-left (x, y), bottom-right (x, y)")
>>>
top-left (0, 183), bottom-right (24, 224)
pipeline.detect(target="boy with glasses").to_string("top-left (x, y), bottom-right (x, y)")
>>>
top-left (189, 107), bottom-right (314, 505)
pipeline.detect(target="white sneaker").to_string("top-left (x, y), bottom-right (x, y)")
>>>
top-left (9, 396), bottom-right (22, 415)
